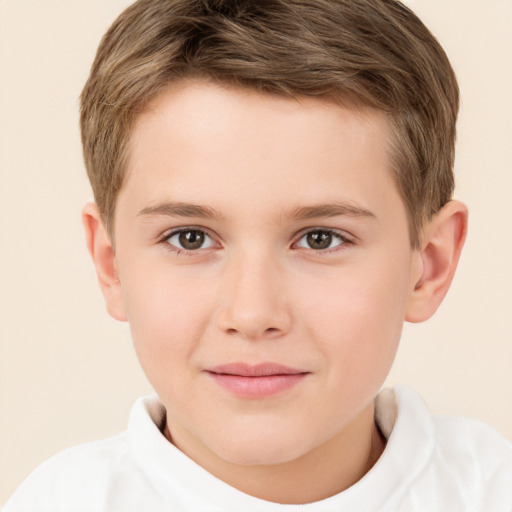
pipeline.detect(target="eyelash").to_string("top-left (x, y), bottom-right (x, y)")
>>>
top-left (157, 227), bottom-right (219, 256)
top-left (293, 228), bottom-right (352, 253)
top-left (158, 227), bottom-right (354, 256)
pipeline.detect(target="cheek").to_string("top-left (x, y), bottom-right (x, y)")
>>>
top-left (301, 258), bottom-right (410, 383)
top-left (119, 269), bottom-right (214, 383)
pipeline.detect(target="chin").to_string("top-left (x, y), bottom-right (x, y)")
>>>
top-left (211, 429), bottom-right (314, 467)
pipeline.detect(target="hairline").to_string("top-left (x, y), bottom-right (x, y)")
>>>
top-left (105, 76), bottom-right (423, 248)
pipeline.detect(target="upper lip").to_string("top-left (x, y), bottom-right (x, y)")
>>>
top-left (206, 363), bottom-right (308, 377)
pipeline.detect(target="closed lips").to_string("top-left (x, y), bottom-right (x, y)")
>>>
top-left (206, 363), bottom-right (308, 377)
top-left (205, 363), bottom-right (309, 398)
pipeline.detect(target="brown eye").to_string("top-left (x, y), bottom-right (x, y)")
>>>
top-left (297, 230), bottom-right (345, 250)
top-left (167, 229), bottom-right (213, 251)
top-left (307, 231), bottom-right (332, 249)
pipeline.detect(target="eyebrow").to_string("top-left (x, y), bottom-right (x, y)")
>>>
top-left (288, 202), bottom-right (376, 220)
top-left (137, 201), bottom-right (375, 221)
top-left (138, 202), bottom-right (224, 220)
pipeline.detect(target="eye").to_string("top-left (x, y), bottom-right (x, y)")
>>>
top-left (165, 229), bottom-right (215, 251)
top-left (296, 229), bottom-right (347, 251)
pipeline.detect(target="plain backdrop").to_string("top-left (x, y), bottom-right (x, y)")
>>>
top-left (1, 0), bottom-right (511, 505)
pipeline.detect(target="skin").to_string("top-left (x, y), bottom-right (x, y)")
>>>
top-left (83, 79), bottom-right (467, 504)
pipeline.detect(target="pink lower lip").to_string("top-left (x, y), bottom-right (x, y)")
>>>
top-left (206, 363), bottom-right (308, 398)
top-left (208, 373), bottom-right (307, 398)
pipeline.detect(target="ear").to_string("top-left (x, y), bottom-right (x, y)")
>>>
top-left (82, 203), bottom-right (127, 322)
top-left (406, 200), bottom-right (468, 323)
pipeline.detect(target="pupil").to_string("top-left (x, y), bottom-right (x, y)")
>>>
top-left (179, 230), bottom-right (204, 250)
top-left (307, 231), bottom-right (332, 250)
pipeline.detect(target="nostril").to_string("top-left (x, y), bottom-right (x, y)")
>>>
top-left (224, 326), bottom-right (283, 340)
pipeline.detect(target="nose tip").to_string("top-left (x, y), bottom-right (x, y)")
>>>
top-left (218, 294), bottom-right (291, 341)
top-left (216, 257), bottom-right (291, 341)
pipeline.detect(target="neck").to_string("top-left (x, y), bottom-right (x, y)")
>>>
top-left (164, 402), bottom-right (386, 504)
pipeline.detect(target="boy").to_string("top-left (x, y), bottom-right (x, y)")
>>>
top-left (4, 0), bottom-right (512, 510)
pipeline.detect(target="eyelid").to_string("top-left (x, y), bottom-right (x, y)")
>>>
top-left (158, 226), bottom-right (222, 253)
top-left (291, 227), bottom-right (354, 252)
top-left (156, 225), bottom-right (354, 254)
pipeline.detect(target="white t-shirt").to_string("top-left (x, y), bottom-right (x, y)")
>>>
top-left (3, 386), bottom-right (512, 512)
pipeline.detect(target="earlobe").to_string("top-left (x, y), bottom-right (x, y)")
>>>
top-left (406, 200), bottom-right (468, 323)
top-left (82, 203), bottom-right (128, 322)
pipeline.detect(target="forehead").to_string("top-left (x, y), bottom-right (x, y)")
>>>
top-left (120, 79), bottom-right (403, 227)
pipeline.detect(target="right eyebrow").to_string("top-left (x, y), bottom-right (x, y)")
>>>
top-left (137, 202), bottom-right (224, 221)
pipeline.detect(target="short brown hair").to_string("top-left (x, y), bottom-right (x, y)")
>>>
top-left (80, 0), bottom-right (459, 248)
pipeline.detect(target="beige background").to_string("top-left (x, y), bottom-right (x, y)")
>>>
top-left (1, 0), bottom-right (511, 505)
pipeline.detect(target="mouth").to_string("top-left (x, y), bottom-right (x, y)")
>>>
top-left (205, 363), bottom-right (309, 398)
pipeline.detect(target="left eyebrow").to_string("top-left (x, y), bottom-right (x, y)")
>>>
top-left (287, 202), bottom-right (377, 221)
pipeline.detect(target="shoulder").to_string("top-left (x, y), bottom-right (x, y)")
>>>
top-left (389, 386), bottom-right (512, 509)
top-left (3, 395), bottom-right (167, 512)
top-left (3, 433), bottom-right (131, 512)
top-left (432, 414), bottom-right (512, 490)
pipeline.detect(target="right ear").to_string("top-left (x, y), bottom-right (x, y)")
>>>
top-left (82, 203), bottom-right (127, 322)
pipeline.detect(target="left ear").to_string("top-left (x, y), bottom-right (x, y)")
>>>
top-left (406, 200), bottom-right (468, 323)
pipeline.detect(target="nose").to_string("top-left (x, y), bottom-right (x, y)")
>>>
top-left (216, 250), bottom-right (292, 341)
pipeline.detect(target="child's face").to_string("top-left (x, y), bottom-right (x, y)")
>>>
top-left (112, 80), bottom-right (420, 467)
